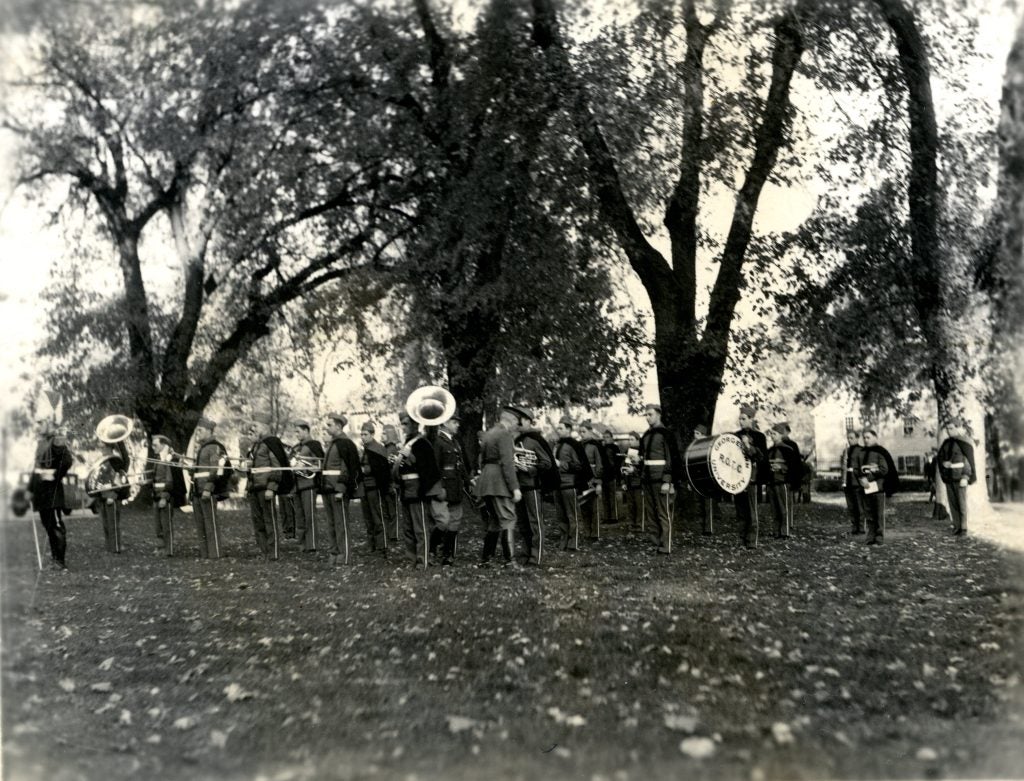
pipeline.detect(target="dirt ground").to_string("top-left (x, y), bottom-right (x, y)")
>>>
top-left (2, 493), bottom-right (1023, 781)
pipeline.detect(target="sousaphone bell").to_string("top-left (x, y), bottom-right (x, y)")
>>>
top-left (86, 414), bottom-right (135, 498)
top-left (405, 385), bottom-right (457, 428)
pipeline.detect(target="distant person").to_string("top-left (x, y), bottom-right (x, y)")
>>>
top-left (29, 423), bottom-right (73, 570)
top-left (859, 429), bottom-right (898, 546)
top-left (937, 421), bottom-right (977, 537)
top-left (840, 429), bottom-right (865, 535)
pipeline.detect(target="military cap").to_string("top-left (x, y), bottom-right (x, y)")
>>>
top-left (693, 424), bottom-right (709, 437)
top-left (739, 404), bottom-right (757, 418)
top-left (559, 415), bottom-right (574, 427)
top-left (152, 434), bottom-right (173, 449)
top-left (771, 422), bottom-right (789, 435)
top-left (502, 404), bottom-right (532, 422)
top-left (326, 411), bottom-right (348, 427)
top-left (644, 403), bottom-right (662, 413)
top-left (361, 421), bottom-right (375, 433)
top-left (293, 419), bottom-right (311, 429)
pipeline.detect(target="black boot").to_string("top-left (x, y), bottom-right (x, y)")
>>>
top-left (429, 528), bottom-right (443, 558)
top-left (500, 530), bottom-right (513, 562)
top-left (442, 531), bottom-right (457, 565)
top-left (480, 531), bottom-right (499, 565)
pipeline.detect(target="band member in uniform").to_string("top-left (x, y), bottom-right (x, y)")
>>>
top-left (734, 405), bottom-right (767, 549)
top-left (512, 406), bottom-right (554, 566)
top-left (248, 412), bottom-right (290, 560)
top-left (937, 421), bottom-right (977, 536)
top-left (622, 431), bottom-right (645, 532)
top-left (580, 421), bottom-right (607, 540)
top-left (358, 421), bottom-right (393, 558)
top-left (29, 424), bottom-right (73, 569)
top-left (394, 412), bottom-right (443, 568)
top-left (95, 438), bottom-right (131, 553)
top-left (292, 419), bottom-right (325, 552)
top-left (554, 417), bottom-right (591, 552)
top-left (859, 428), bottom-right (898, 545)
top-left (191, 416), bottom-right (229, 559)
top-left (382, 423), bottom-right (402, 542)
top-left (476, 407), bottom-right (522, 565)
top-left (151, 435), bottom-right (187, 556)
top-left (433, 413), bottom-right (470, 565)
top-left (639, 404), bottom-right (679, 554)
top-left (765, 427), bottom-right (799, 539)
top-left (321, 413), bottom-right (360, 564)
top-left (775, 422), bottom-right (802, 529)
top-left (840, 429), bottom-right (865, 534)
top-left (688, 424), bottom-right (716, 535)
top-left (601, 429), bottom-right (623, 524)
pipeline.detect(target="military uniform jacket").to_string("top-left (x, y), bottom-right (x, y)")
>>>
top-left (640, 426), bottom-right (677, 485)
top-left (476, 424), bottom-right (519, 498)
top-left (937, 437), bottom-right (976, 485)
top-left (394, 435), bottom-right (442, 502)
top-left (781, 436), bottom-right (803, 491)
top-left (250, 438), bottom-right (286, 493)
top-left (582, 439), bottom-right (605, 481)
top-left (840, 444), bottom-right (864, 489)
top-left (861, 444), bottom-right (900, 497)
top-left (734, 427), bottom-right (768, 486)
top-left (322, 436), bottom-right (360, 497)
top-left (29, 437), bottom-right (72, 511)
top-left (193, 439), bottom-right (230, 499)
top-left (602, 442), bottom-right (623, 482)
top-left (556, 437), bottom-right (592, 491)
top-left (766, 442), bottom-right (799, 486)
top-left (436, 430), bottom-right (470, 505)
top-left (514, 430), bottom-right (554, 491)
top-left (360, 439), bottom-right (392, 492)
top-left (294, 438), bottom-right (325, 492)
top-left (153, 454), bottom-right (187, 508)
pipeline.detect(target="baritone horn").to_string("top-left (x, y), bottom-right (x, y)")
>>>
top-left (513, 446), bottom-right (538, 470)
top-left (405, 385), bottom-right (457, 428)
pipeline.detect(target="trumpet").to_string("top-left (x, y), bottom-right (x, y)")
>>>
top-left (291, 452), bottom-right (323, 480)
top-left (513, 446), bottom-right (538, 471)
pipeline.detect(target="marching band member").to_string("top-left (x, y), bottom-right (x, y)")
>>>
top-left (689, 424), bottom-right (715, 535)
top-left (292, 419), bottom-right (325, 552)
top-left (95, 438), bottom-right (131, 554)
top-left (859, 429), bottom-right (897, 546)
top-left (554, 416), bottom-right (591, 552)
top-left (600, 429), bottom-right (623, 525)
top-left (358, 421), bottom-right (392, 558)
top-left (734, 405), bottom-right (767, 549)
top-left (765, 427), bottom-right (798, 539)
top-left (394, 411), bottom-right (443, 568)
top-left (476, 407), bottom-right (522, 566)
top-left (151, 434), bottom-right (186, 556)
top-left (639, 404), bottom-right (678, 555)
top-left (622, 431), bottom-right (645, 532)
top-left (192, 416), bottom-right (229, 559)
top-left (320, 413), bottom-right (360, 565)
top-left (433, 413), bottom-right (470, 566)
top-left (580, 421), bottom-right (607, 540)
top-left (937, 420), bottom-right (976, 537)
top-left (512, 406), bottom-right (554, 566)
top-left (248, 412), bottom-right (290, 561)
top-left (382, 424), bottom-right (402, 542)
top-left (29, 423), bottom-right (73, 570)
top-left (775, 421), bottom-right (803, 530)
top-left (840, 428), bottom-right (865, 535)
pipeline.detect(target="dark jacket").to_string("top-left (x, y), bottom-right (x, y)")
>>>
top-left (152, 453), bottom-right (187, 508)
top-left (193, 438), bottom-right (231, 499)
top-left (322, 436), bottom-right (360, 498)
top-left (841, 444), bottom-right (864, 490)
top-left (862, 444), bottom-right (899, 497)
top-left (937, 436), bottom-right (976, 485)
top-left (360, 439), bottom-right (392, 492)
top-left (394, 435), bottom-right (442, 502)
top-left (556, 437), bottom-right (593, 492)
top-left (293, 438), bottom-right (325, 492)
top-left (735, 427), bottom-right (768, 486)
top-left (30, 437), bottom-right (73, 511)
top-left (250, 436), bottom-right (290, 494)
top-left (640, 426), bottom-right (680, 485)
top-left (514, 430), bottom-right (555, 492)
top-left (766, 441), bottom-right (800, 486)
top-left (476, 424), bottom-right (519, 498)
top-left (435, 430), bottom-right (470, 505)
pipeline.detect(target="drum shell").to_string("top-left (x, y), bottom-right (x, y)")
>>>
top-left (684, 434), bottom-right (752, 497)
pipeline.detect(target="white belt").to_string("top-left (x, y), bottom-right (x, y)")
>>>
top-left (401, 473), bottom-right (420, 481)
top-left (942, 462), bottom-right (964, 468)
top-left (249, 467), bottom-right (280, 473)
top-left (645, 460), bottom-right (667, 466)
top-left (322, 470), bottom-right (343, 476)
top-left (33, 469), bottom-right (56, 480)
top-left (194, 471), bottom-right (212, 478)
top-left (154, 482), bottom-right (167, 489)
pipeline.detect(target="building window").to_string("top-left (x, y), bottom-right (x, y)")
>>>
top-left (897, 456), bottom-right (906, 473)
top-left (903, 417), bottom-right (916, 437)
top-left (904, 455), bottom-right (922, 475)
top-left (845, 416), bottom-right (855, 431)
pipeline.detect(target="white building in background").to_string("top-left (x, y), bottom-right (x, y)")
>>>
top-left (812, 391), bottom-right (938, 476)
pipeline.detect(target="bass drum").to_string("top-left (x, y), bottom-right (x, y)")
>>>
top-left (685, 434), bottom-right (752, 497)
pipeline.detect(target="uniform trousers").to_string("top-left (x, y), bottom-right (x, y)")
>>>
top-left (767, 483), bottom-right (791, 537)
top-left (295, 487), bottom-right (320, 551)
top-left (945, 481), bottom-right (968, 532)
top-left (100, 498), bottom-right (123, 553)
top-left (361, 485), bottom-right (389, 552)
top-left (279, 493), bottom-right (297, 537)
top-left (154, 503), bottom-right (175, 555)
top-left (554, 486), bottom-right (580, 550)
top-left (863, 490), bottom-right (886, 542)
top-left (39, 508), bottom-right (67, 565)
top-left (323, 493), bottom-right (351, 562)
top-left (734, 485), bottom-right (759, 547)
top-left (602, 480), bottom-right (619, 522)
top-left (844, 486), bottom-right (864, 533)
top-left (515, 488), bottom-right (545, 564)
top-left (192, 494), bottom-right (222, 558)
top-left (581, 489), bottom-right (601, 539)
top-left (642, 482), bottom-right (673, 552)
top-left (624, 484), bottom-right (645, 529)
top-left (249, 492), bottom-right (280, 559)
top-left (402, 500), bottom-right (431, 566)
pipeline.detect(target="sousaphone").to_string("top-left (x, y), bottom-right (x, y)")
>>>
top-left (86, 414), bottom-right (136, 498)
top-left (405, 385), bottom-right (457, 428)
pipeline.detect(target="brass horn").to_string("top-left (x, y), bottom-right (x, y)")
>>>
top-left (405, 385), bottom-right (457, 428)
top-left (96, 414), bottom-right (134, 444)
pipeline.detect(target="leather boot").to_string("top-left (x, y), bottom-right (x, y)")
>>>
top-left (442, 530), bottom-right (457, 565)
top-left (480, 531), bottom-right (499, 564)
top-left (500, 529), bottom-right (513, 562)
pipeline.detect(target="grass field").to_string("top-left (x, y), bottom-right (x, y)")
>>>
top-left (2, 494), bottom-right (1023, 781)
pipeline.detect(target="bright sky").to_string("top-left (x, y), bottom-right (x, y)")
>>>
top-left (0, 2), bottom-right (1016, 439)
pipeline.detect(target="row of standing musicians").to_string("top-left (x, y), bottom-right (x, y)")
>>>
top-left (30, 401), bottom-right (815, 571)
